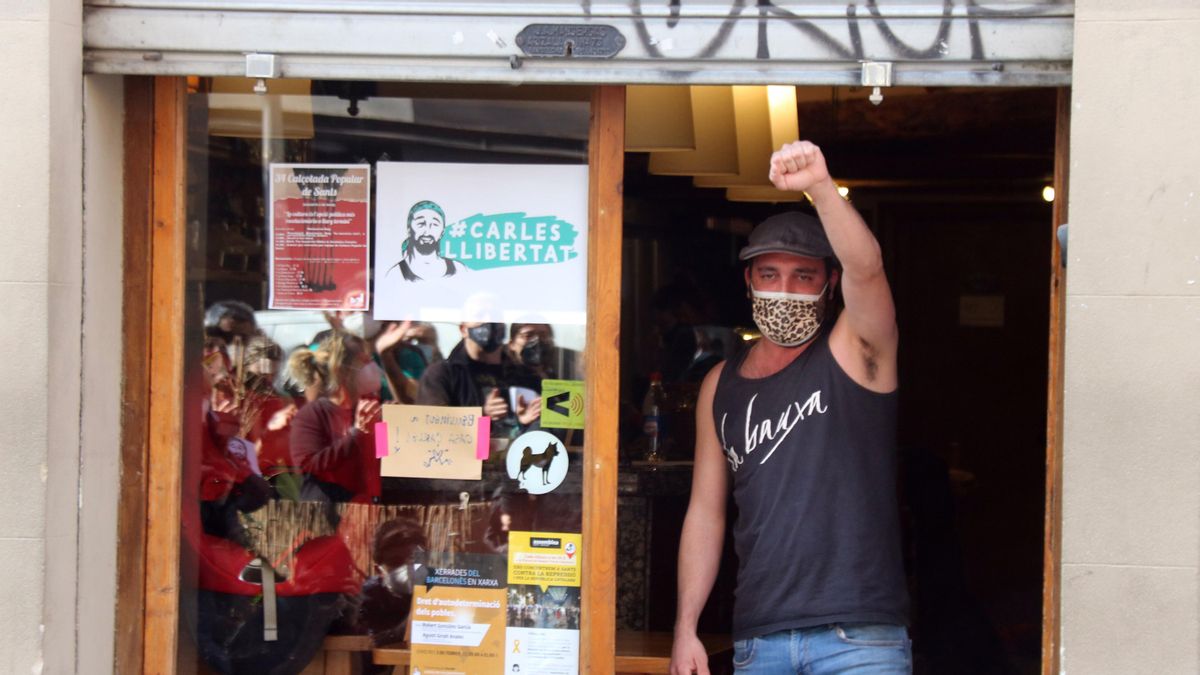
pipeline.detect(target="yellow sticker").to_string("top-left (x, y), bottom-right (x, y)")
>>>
top-left (506, 531), bottom-right (581, 591)
top-left (539, 379), bottom-right (585, 430)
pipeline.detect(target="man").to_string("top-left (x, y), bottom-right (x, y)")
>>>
top-left (387, 200), bottom-right (468, 281)
top-left (204, 299), bottom-right (259, 343)
top-left (417, 321), bottom-right (541, 429)
top-left (504, 323), bottom-right (557, 381)
top-left (670, 141), bottom-right (909, 675)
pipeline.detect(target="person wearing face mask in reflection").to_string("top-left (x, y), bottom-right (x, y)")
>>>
top-left (203, 300), bottom-right (261, 369)
top-left (357, 517), bottom-right (426, 648)
top-left (501, 323), bottom-right (555, 429)
top-left (287, 331), bottom-right (383, 519)
top-left (504, 323), bottom-right (557, 382)
top-left (671, 141), bottom-right (910, 675)
top-left (315, 311), bottom-right (405, 403)
top-left (416, 321), bottom-right (541, 432)
top-left (238, 335), bottom-right (301, 480)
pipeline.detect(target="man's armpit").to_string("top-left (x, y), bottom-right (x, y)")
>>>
top-left (857, 335), bottom-right (879, 382)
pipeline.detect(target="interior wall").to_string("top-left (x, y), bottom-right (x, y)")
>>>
top-left (1061, 2), bottom-right (1200, 673)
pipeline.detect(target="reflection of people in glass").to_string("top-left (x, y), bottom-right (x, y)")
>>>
top-left (239, 335), bottom-right (301, 482)
top-left (418, 322), bottom-right (543, 440)
top-left (387, 200), bottom-right (467, 281)
top-left (358, 518), bottom-right (426, 647)
top-left (504, 323), bottom-right (556, 382)
top-left (286, 332), bottom-right (382, 512)
top-left (196, 337), bottom-right (271, 545)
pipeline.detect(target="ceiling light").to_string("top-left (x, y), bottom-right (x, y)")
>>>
top-left (647, 86), bottom-right (739, 176)
top-left (1042, 185), bottom-right (1056, 202)
top-left (693, 85), bottom-right (799, 189)
top-left (625, 85), bottom-right (696, 152)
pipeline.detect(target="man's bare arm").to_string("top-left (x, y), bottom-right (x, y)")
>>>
top-left (670, 364), bottom-right (729, 675)
top-left (769, 141), bottom-right (898, 387)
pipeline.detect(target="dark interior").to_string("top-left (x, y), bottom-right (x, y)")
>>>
top-left (617, 86), bottom-right (1055, 674)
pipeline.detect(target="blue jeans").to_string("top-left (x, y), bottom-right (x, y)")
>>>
top-left (733, 624), bottom-right (911, 674)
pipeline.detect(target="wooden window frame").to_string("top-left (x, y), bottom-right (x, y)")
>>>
top-left (117, 77), bottom-right (1067, 675)
top-left (114, 77), bottom-right (626, 674)
top-left (1041, 86), bottom-right (1070, 675)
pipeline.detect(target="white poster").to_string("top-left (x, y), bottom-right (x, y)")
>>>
top-left (373, 162), bottom-right (589, 325)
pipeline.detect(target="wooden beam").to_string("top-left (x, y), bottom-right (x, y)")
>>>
top-left (142, 76), bottom-right (188, 675)
top-left (114, 76), bottom-right (154, 675)
top-left (581, 85), bottom-right (624, 675)
top-left (1041, 85), bottom-right (1070, 675)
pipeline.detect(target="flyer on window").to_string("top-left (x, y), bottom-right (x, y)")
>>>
top-left (504, 532), bottom-right (581, 675)
top-left (410, 553), bottom-right (508, 675)
top-left (372, 162), bottom-right (588, 325)
top-left (268, 163), bottom-right (371, 310)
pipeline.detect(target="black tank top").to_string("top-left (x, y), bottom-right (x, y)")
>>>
top-left (712, 331), bottom-right (908, 640)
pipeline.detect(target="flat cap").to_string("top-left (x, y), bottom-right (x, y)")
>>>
top-left (739, 211), bottom-right (835, 261)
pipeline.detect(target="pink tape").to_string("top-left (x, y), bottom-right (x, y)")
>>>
top-left (374, 422), bottom-right (389, 458)
top-left (476, 416), bottom-right (491, 460)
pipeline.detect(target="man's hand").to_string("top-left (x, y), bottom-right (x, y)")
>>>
top-left (482, 388), bottom-right (509, 422)
top-left (669, 632), bottom-right (710, 675)
top-left (515, 395), bottom-right (542, 426)
top-left (265, 403), bottom-right (298, 432)
top-left (374, 320), bottom-right (412, 354)
top-left (376, 320), bottom-right (430, 354)
top-left (355, 398), bottom-right (382, 433)
top-left (768, 140), bottom-right (834, 195)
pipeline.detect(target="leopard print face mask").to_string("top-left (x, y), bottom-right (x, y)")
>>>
top-left (750, 284), bottom-right (827, 347)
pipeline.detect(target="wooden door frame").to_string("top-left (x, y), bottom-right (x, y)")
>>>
top-left (121, 76), bottom-right (1064, 675)
top-left (1041, 86), bottom-right (1069, 675)
top-left (115, 75), bottom-right (188, 675)
top-left (114, 75), bottom-right (153, 675)
top-left (115, 77), bottom-right (627, 674)
top-left (582, 85), bottom-right (625, 675)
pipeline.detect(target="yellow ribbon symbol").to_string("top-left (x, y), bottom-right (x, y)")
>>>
top-left (512, 640), bottom-right (521, 654)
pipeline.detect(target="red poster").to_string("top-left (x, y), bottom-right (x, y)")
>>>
top-left (269, 164), bottom-right (371, 310)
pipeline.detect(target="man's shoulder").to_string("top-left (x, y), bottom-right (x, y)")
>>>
top-left (699, 359), bottom-right (728, 404)
top-left (420, 359), bottom-right (453, 380)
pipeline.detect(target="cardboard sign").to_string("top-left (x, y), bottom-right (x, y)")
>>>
top-left (379, 405), bottom-right (483, 480)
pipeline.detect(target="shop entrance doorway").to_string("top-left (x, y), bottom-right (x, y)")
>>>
top-left (616, 85), bottom-right (1060, 674)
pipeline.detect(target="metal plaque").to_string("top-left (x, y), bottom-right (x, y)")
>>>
top-left (516, 24), bottom-right (625, 59)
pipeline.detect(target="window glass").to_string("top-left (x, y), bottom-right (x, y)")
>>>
top-left (177, 79), bottom-right (590, 675)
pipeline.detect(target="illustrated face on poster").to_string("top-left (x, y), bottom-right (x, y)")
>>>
top-left (505, 431), bottom-right (569, 495)
top-left (373, 162), bottom-right (588, 325)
